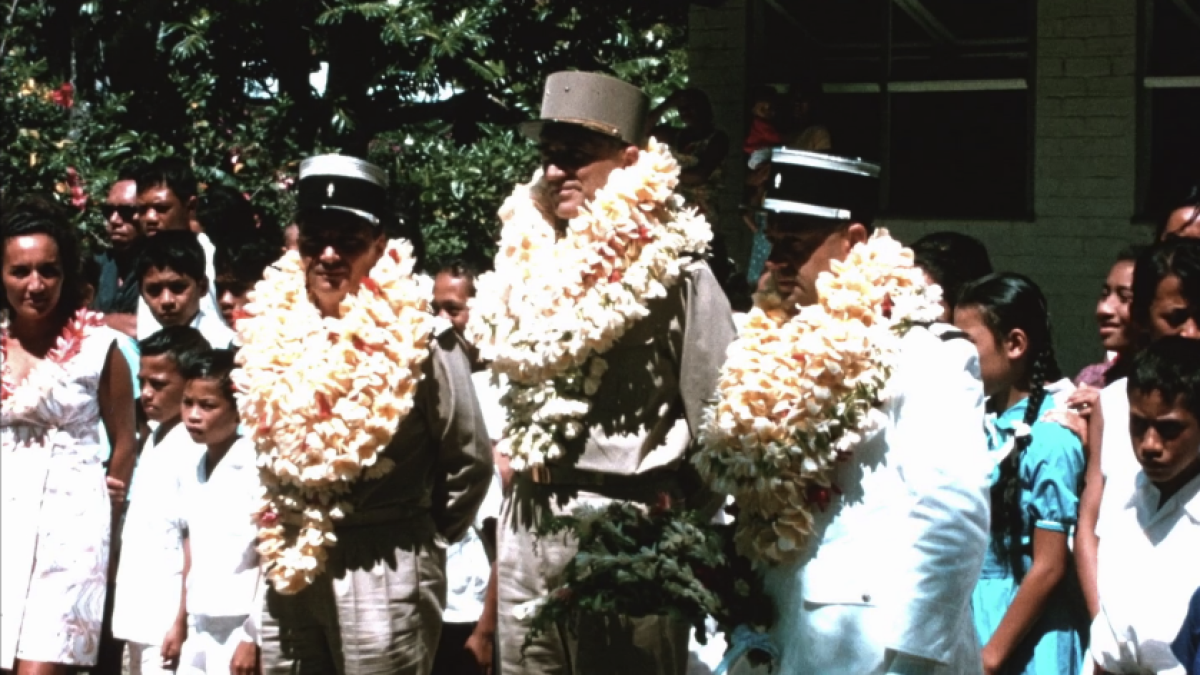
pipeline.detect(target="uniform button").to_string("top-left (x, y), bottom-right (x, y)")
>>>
top-left (862, 593), bottom-right (872, 602)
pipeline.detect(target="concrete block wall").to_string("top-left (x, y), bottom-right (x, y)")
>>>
top-left (688, 0), bottom-right (1154, 374)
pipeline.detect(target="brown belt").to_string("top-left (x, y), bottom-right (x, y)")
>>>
top-left (528, 464), bottom-right (678, 491)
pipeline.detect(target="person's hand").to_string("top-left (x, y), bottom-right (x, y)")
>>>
top-left (1043, 409), bottom-right (1088, 445)
top-left (744, 163), bottom-right (771, 187)
top-left (106, 475), bottom-right (127, 506)
top-left (161, 620), bottom-right (186, 671)
top-left (981, 643), bottom-right (1004, 675)
top-left (230, 640), bottom-right (259, 675)
top-left (1066, 385), bottom-right (1101, 419)
top-left (465, 629), bottom-right (494, 675)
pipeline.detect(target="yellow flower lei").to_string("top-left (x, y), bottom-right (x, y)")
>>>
top-left (694, 230), bottom-right (943, 565)
top-left (465, 138), bottom-right (712, 471)
top-left (233, 240), bottom-right (433, 594)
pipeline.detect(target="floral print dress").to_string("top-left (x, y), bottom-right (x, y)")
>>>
top-left (1, 312), bottom-right (118, 668)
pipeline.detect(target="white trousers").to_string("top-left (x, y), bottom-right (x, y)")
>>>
top-left (178, 615), bottom-right (249, 675)
top-left (128, 641), bottom-right (176, 675)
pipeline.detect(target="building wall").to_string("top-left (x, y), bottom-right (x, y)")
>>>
top-left (688, 0), bottom-right (1154, 375)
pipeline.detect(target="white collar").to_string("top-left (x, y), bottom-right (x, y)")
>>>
top-left (1128, 469), bottom-right (1200, 527)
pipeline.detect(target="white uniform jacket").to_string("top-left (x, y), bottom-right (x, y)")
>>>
top-left (761, 325), bottom-right (993, 675)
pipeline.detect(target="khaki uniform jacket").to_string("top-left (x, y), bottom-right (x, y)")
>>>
top-left (497, 262), bottom-right (736, 675)
top-left (261, 328), bottom-right (493, 675)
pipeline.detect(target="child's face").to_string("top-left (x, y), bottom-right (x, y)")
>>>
top-left (954, 305), bottom-right (1019, 399)
top-left (139, 354), bottom-right (186, 424)
top-left (1129, 388), bottom-right (1200, 491)
top-left (752, 99), bottom-right (776, 120)
top-left (1148, 274), bottom-right (1200, 341)
top-left (181, 377), bottom-right (239, 447)
top-left (215, 276), bottom-right (251, 328)
top-left (143, 266), bottom-right (204, 328)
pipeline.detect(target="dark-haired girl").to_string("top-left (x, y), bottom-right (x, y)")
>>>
top-left (954, 273), bottom-right (1087, 675)
top-left (173, 350), bottom-right (260, 675)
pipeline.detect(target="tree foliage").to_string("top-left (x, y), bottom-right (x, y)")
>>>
top-left (1, 0), bottom-right (690, 269)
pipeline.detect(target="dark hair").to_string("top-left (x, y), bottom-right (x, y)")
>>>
top-left (136, 157), bottom-right (198, 205)
top-left (137, 230), bottom-right (207, 285)
top-left (1116, 244), bottom-right (1146, 265)
top-left (138, 325), bottom-right (211, 364)
top-left (1128, 336), bottom-right (1200, 422)
top-left (1156, 182), bottom-right (1200, 240)
top-left (677, 88), bottom-right (714, 123)
top-left (214, 239), bottom-right (279, 287)
top-left (957, 272), bottom-right (1063, 579)
top-left (197, 184), bottom-right (257, 249)
top-left (180, 347), bottom-right (237, 405)
top-left (116, 162), bottom-right (143, 184)
top-left (1, 195), bottom-right (85, 322)
top-left (436, 259), bottom-right (477, 288)
top-left (81, 252), bottom-right (101, 290)
top-left (747, 85), bottom-right (778, 107)
top-left (911, 232), bottom-right (994, 310)
top-left (1130, 238), bottom-right (1200, 333)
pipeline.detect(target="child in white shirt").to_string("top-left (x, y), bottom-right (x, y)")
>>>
top-left (174, 349), bottom-right (261, 675)
top-left (112, 327), bottom-right (211, 675)
top-left (1092, 337), bottom-right (1200, 675)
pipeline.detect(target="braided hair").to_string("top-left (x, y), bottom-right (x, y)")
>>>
top-left (958, 273), bottom-right (1063, 579)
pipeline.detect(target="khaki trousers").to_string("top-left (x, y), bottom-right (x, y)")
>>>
top-left (260, 519), bottom-right (446, 675)
top-left (496, 475), bottom-right (689, 675)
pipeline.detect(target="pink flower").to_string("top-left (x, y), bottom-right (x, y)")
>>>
top-left (65, 167), bottom-right (87, 211)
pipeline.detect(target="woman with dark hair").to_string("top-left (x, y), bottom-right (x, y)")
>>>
top-left (954, 273), bottom-right (1087, 675)
top-left (1, 196), bottom-right (137, 673)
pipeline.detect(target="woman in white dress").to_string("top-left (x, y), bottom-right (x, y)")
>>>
top-left (1, 197), bottom-right (137, 674)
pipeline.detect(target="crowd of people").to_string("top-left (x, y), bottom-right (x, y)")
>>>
top-left (1, 68), bottom-right (1198, 675)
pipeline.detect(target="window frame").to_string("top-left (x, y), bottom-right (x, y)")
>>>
top-left (770, 0), bottom-right (1036, 221)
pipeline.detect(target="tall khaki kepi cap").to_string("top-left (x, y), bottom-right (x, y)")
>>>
top-left (519, 71), bottom-right (650, 148)
top-left (297, 154), bottom-right (388, 226)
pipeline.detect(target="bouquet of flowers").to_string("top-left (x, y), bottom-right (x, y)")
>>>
top-left (526, 496), bottom-right (775, 667)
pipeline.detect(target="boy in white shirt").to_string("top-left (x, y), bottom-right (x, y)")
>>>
top-left (1092, 336), bottom-right (1200, 674)
top-left (174, 349), bottom-right (261, 675)
top-left (137, 230), bottom-right (235, 349)
top-left (112, 327), bottom-right (211, 674)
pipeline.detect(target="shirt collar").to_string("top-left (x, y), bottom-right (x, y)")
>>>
top-left (1129, 469), bottom-right (1200, 525)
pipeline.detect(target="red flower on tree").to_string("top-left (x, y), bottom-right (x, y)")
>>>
top-left (49, 82), bottom-right (73, 109)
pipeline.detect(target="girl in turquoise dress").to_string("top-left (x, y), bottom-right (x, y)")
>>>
top-left (954, 273), bottom-right (1088, 675)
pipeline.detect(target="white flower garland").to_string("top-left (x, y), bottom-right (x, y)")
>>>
top-left (694, 230), bottom-right (943, 565)
top-left (233, 240), bottom-right (433, 594)
top-left (465, 138), bottom-right (711, 471)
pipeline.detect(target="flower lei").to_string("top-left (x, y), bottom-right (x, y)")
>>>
top-left (233, 240), bottom-right (433, 594)
top-left (1, 308), bottom-right (106, 409)
top-left (465, 138), bottom-right (712, 471)
top-left (693, 230), bottom-right (943, 565)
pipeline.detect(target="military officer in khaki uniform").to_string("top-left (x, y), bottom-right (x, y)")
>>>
top-left (487, 72), bottom-right (736, 675)
top-left (253, 155), bottom-right (494, 675)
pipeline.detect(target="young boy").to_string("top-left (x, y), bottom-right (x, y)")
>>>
top-left (174, 349), bottom-right (261, 674)
top-left (212, 239), bottom-right (278, 329)
top-left (138, 231), bottom-right (235, 348)
top-left (112, 327), bottom-right (210, 675)
top-left (1091, 335), bottom-right (1200, 674)
top-left (134, 158), bottom-right (222, 340)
